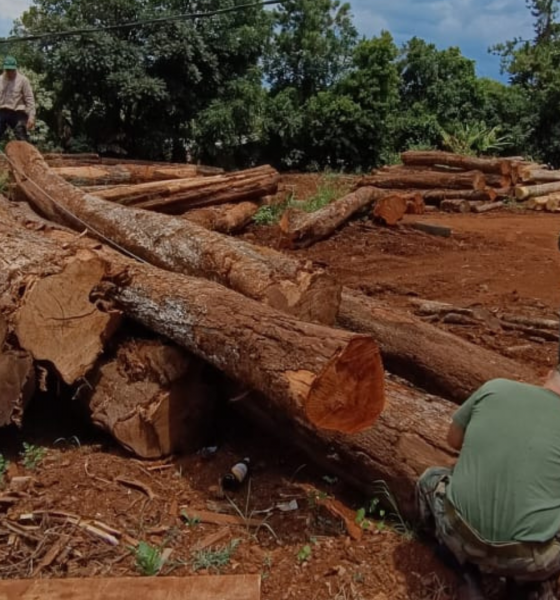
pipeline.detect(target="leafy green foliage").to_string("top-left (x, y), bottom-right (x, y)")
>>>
top-left (20, 443), bottom-right (46, 471)
top-left (440, 122), bottom-right (514, 156)
top-left (131, 541), bottom-right (167, 576)
top-left (191, 539), bottom-right (240, 573)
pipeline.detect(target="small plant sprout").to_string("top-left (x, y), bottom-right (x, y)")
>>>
top-left (20, 443), bottom-right (46, 470)
top-left (296, 544), bottom-right (312, 563)
top-left (131, 542), bottom-right (167, 576)
top-left (191, 539), bottom-right (240, 573)
top-left (180, 511), bottom-right (201, 528)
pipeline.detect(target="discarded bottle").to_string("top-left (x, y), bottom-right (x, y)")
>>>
top-left (221, 457), bottom-right (250, 491)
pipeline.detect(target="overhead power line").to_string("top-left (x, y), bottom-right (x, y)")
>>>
top-left (0, 0), bottom-right (280, 44)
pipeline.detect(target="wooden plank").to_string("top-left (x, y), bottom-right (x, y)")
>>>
top-left (0, 575), bottom-right (261, 600)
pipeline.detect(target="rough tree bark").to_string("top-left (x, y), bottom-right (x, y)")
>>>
top-left (401, 150), bottom-right (512, 175)
top-left (337, 288), bottom-right (535, 403)
top-left (236, 377), bottom-right (457, 519)
top-left (516, 181), bottom-right (560, 200)
top-left (0, 202), bottom-right (385, 435)
top-left (93, 165), bottom-right (279, 212)
top-left (52, 164), bottom-right (207, 186)
top-left (440, 199), bottom-right (472, 213)
top-left (372, 194), bottom-right (414, 225)
top-left (7, 142), bottom-right (340, 325)
top-left (358, 169), bottom-right (486, 191)
top-left (279, 187), bottom-right (388, 248)
top-left (419, 189), bottom-right (497, 205)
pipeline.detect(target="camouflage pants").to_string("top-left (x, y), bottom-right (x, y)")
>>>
top-left (417, 467), bottom-right (560, 583)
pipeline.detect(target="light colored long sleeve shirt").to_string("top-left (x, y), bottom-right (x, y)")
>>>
top-left (0, 72), bottom-right (36, 120)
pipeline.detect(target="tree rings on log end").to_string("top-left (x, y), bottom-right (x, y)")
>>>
top-left (305, 337), bottom-right (385, 434)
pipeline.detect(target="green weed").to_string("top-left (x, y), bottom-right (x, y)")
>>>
top-left (367, 480), bottom-right (415, 539)
top-left (191, 539), bottom-right (240, 573)
top-left (253, 203), bottom-right (286, 226)
top-left (296, 544), bottom-right (312, 563)
top-left (20, 443), bottom-right (46, 470)
top-left (131, 541), bottom-right (167, 576)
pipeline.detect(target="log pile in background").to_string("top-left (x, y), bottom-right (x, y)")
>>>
top-left (355, 150), bottom-right (560, 214)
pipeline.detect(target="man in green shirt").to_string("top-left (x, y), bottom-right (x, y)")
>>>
top-left (418, 373), bottom-right (560, 600)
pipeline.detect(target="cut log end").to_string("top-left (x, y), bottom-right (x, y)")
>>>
top-left (305, 337), bottom-right (385, 434)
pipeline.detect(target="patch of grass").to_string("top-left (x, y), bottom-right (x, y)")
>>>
top-left (367, 480), bottom-right (416, 539)
top-left (191, 539), bottom-right (240, 573)
top-left (20, 443), bottom-right (46, 470)
top-left (252, 174), bottom-right (351, 226)
top-left (225, 479), bottom-right (278, 541)
top-left (131, 541), bottom-right (167, 576)
top-left (252, 203), bottom-right (286, 226)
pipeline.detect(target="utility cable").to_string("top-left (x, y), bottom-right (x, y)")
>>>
top-left (0, 0), bottom-right (280, 44)
top-left (0, 148), bottom-right (149, 264)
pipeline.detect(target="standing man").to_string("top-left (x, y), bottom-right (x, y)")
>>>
top-left (417, 374), bottom-right (560, 599)
top-left (0, 56), bottom-right (36, 142)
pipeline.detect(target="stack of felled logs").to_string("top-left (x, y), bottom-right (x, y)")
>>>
top-left (2, 142), bottom-right (537, 518)
top-left (514, 166), bottom-right (560, 212)
top-left (30, 153), bottom-right (280, 233)
top-left (356, 150), bottom-right (530, 217)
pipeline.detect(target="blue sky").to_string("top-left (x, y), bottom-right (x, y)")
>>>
top-left (0, 0), bottom-right (535, 81)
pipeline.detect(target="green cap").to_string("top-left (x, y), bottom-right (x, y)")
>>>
top-left (3, 56), bottom-right (17, 70)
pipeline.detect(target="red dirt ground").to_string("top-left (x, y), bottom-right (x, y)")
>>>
top-left (2, 174), bottom-right (560, 600)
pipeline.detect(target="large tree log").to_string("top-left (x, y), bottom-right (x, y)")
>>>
top-left (279, 186), bottom-right (388, 248)
top-left (86, 338), bottom-right (217, 458)
top-left (237, 376), bottom-right (457, 519)
top-left (184, 201), bottom-right (260, 233)
top-left (518, 168), bottom-right (560, 184)
top-left (358, 169), bottom-right (486, 191)
top-left (337, 288), bottom-right (534, 403)
top-left (93, 165), bottom-right (279, 212)
top-left (372, 193), bottom-right (416, 225)
top-left (0, 202), bottom-right (385, 435)
top-left (401, 150), bottom-right (512, 176)
top-left (6, 141), bottom-right (340, 325)
top-left (515, 181), bottom-right (560, 200)
top-left (52, 164), bottom-right (206, 186)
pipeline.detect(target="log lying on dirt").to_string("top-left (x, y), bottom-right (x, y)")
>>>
top-left (471, 201), bottom-right (504, 214)
top-left (279, 186), bottom-right (388, 248)
top-left (0, 201), bottom-right (385, 435)
top-left (372, 193), bottom-right (416, 225)
top-left (184, 201), bottom-right (260, 233)
top-left (237, 377), bottom-right (457, 519)
top-left (440, 199), bottom-right (471, 213)
top-left (52, 164), bottom-right (207, 186)
top-left (93, 165), bottom-right (279, 213)
top-left (86, 339), bottom-right (217, 458)
top-left (7, 141), bottom-right (340, 325)
top-left (359, 169), bottom-right (486, 191)
top-left (337, 288), bottom-right (534, 403)
top-left (401, 150), bottom-right (512, 175)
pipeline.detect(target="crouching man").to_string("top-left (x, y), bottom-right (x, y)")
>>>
top-left (418, 373), bottom-right (560, 600)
